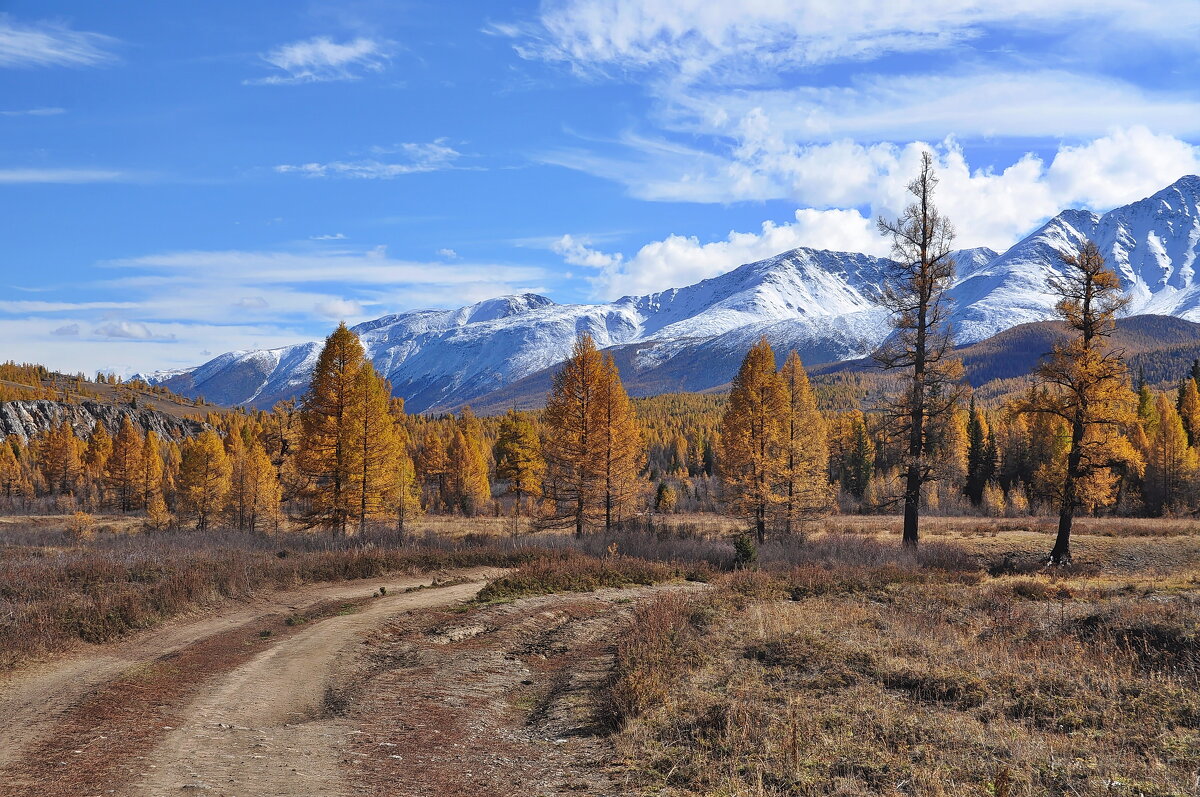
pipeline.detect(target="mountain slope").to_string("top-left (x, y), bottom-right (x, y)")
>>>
top-left (144, 176), bottom-right (1200, 412)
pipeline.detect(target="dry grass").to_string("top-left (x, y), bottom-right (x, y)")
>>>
top-left (0, 525), bottom-right (550, 671)
top-left (474, 550), bottom-right (702, 603)
top-left (610, 560), bottom-right (1200, 796)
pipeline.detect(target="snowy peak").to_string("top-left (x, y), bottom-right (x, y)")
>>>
top-left (145, 176), bottom-right (1200, 412)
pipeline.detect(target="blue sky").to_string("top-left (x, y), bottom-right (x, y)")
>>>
top-left (1, 0), bottom-right (1199, 376)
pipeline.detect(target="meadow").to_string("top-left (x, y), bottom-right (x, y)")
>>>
top-left (2, 512), bottom-right (1198, 795)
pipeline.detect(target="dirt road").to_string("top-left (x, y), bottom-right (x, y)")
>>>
top-left (0, 569), bottom-right (689, 796)
top-left (0, 568), bottom-right (504, 796)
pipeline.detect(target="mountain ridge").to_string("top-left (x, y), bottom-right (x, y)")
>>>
top-left (141, 175), bottom-right (1200, 413)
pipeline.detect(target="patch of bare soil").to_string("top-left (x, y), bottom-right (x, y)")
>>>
top-left (338, 584), bottom-right (706, 797)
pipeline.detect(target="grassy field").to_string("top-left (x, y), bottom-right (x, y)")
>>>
top-left (3, 511), bottom-right (1198, 796)
top-left (606, 531), bottom-right (1200, 796)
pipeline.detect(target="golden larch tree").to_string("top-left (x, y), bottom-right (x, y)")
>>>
top-left (105, 417), bottom-right (145, 512)
top-left (594, 353), bottom-right (644, 531)
top-left (1016, 240), bottom-right (1141, 564)
top-left (447, 425), bottom-right (491, 516)
top-left (178, 429), bottom-right (231, 531)
top-left (347, 362), bottom-right (401, 533)
top-left (493, 409), bottom-right (545, 530)
top-left (141, 431), bottom-right (170, 529)
top-left (0, 438), bottom-right (24, 505)
top-left (298, 323), bottom-right (365, 536)
top-left (778, 351), bottom-right (832, 532)
top-left (36, 421), bottom-right (82, 496)
top-left (718, 337), bottom-right (787, 543)
top-left (1144, 393), bottom-right (1195, 514)
top-left (542, 334), bottom-right (608, 537)
top-left (415, 428), bottom-right (450, 511)
top-left (1178, 378), bottom-right (1200, 446)
top-left (229, 432), bottom-right (282, 533)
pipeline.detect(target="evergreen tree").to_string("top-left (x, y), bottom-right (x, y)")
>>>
top-left (843, 411), bottom-right (875, 500)
top-left (297, 323), bottom-right (365, 536)
top-left (964, 399), bottom-right (996, 505)
top-left (1137, 384), bottom-right (1158, 434)
top-left (718, 337), bottom-right (786, 542)
top-left (178, 430), bottom-right (231, 531)
top-left (778, 351), bottom-right (831, 532)
top-left (1016, 240), bottom-right (1140, 564)
top-left (874, 151), bottom-right (964, 549)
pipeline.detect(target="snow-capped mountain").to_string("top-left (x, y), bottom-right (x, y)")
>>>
top-left (144, 176), bottom-right (1200, 412)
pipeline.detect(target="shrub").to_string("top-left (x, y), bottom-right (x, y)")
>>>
top-left (608, 592), bottom-right (711, 724)
top-left (66, 511), bottom-right (94, 541)
top-left (474, 551), bottom-right (680, 602)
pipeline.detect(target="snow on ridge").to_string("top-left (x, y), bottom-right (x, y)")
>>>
top-left (145, 176), bottom-right (1200, 411)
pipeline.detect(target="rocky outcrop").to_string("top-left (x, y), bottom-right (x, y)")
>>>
top-left (0, 399), bottom-right (208, 442)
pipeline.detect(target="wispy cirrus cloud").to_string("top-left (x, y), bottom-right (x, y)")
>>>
top-left (248, 35), bottom-right (391, 85)
top-left (0, 168), bottom-right (129, 184)
top-left (504, 0), bottom-right (1199, 82)
top-left (275, 140), bottom-right (464, 179)
top-left (0, 106), bottom-right (65, 117)
top-left (0, 14), bottom-right (118, 69)
top-left (0, 243), bottom-right (551, 374)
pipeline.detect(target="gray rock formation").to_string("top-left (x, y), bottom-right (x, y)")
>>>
top-left (0, 399), bottom-right (208, 442)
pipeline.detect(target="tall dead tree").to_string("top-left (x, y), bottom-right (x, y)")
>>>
top-left (875, 151), bottom-right (963, 549)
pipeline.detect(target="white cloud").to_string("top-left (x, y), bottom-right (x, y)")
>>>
top-left (0, 106), bottom-right (65, 116)
top-left (107, 245), bottom-right (542, 287)
top-left (0, 14), bottom-right (117, 68)
top-left (276, 140), bottom-right (462, 179)
top-left (552, 234), bottom-right (624, 269)
top-left (512, 0), bottom-right (1199, 82)
top-left (554, 128), bottom-right (1200, 299)
top-left (233, 296), bottom-right (269, 310)
top-left (313, 298), bottom-right (364, 319)
top-left (0, 168), bottom-right (127, 184)
top-left (51, 323), bottom-right (79, 336)
top-left (562, 208), bottom-right (881, 298)
top-left (666, 71), bottom-right (1200, 145)
top-left (93, 320), bottom-right (170, 340)
top-left (249, 36), bottom-right (390, 85)
top-left (1046, 128), bottom-right (1200, 209)
top-left (545, 128), bottom-right (1200, 256)
top-left (0, 300), bottom-right (139, 312)
top-left (436, 248), bottom-right (458, 259)
top-left (310, 232), bottom-right (346, 241)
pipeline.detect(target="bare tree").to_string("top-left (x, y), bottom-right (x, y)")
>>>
top-left (875, 151), bottom-right (964, 549)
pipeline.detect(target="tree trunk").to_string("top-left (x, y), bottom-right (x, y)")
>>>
top-left (575, 492), bottom-right (584, 539)
top-left (1051, 416), bottom-right (1085, 565)
top-left (903, 462), bottom-right (921, 549)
